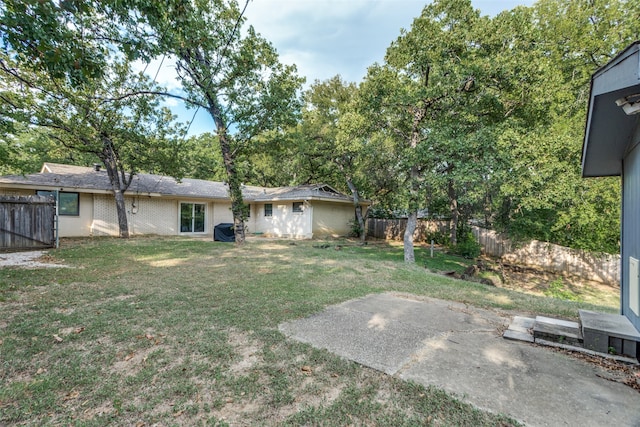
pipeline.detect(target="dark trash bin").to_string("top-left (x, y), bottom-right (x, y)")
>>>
top-left (214, 223), bottom-right (235, 242)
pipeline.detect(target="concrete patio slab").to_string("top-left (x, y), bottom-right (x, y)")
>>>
top-left (279, 292), bottom-right (640, 427)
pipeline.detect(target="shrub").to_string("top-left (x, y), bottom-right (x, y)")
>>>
top-left (449, 231), bottom-right (481, 258)
top-left (425, 229), bottom-right (449, 245)
top-left (348, 219), bottom-right (362, 237)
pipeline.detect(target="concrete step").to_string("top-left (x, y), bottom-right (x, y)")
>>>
top-left (503, 316), bottom-right (535, 343)
top-left (533, 316), bottom-right (583, 346)
top-left (503, 314), bottom-right (640, 364)
top-left (579, 310), bottom-right (640, 359)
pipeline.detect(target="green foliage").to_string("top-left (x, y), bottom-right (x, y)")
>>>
top-left (488, 0), bottom-right (637, 253)
top-left (353, 0), bottom-right (636, 255)
top-left (357, 0), bottom-right (504, 261)
top-left (0, 0), bottom-right (107, 85)
top-left (181, 133), bottom-right (227, 181)
top-left (2, 0), bottom-right (637, 253)
top-left (0, 0), bottom-right (303, 242)
top-left (1, 15), bottom-right (188, 237)
top-left (347, 219), bottom-right (362, 238)
top-left (0, 127), bottom-right (91, 175)
top-left (147, 0), bottom-right (304, 242)
top-left (448, 231), bottom-right (481, 259)
top-left (426, 229), bottom-right (450, 246)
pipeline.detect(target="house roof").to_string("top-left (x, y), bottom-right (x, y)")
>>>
top-left (254, 183), bottom-right (361, 203)
top-left (0, 163), bottom-right (366, 205)
top-left (582, 41), bottom-right (640, 177)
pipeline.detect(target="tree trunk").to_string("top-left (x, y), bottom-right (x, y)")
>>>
top-left (404, 210), bottom-right (417, 262)
top-left (355, 205), bottom-right (366, 243)
top-left (345, 177), bottom-right (366, 243)
top-left (218, 129), bottom-right (246, 244)
top-left (113, 188), bottom-right (129, 238)
top-left (448, 179), bottom-right (459, 246)
top-left (102, 141), bottom-right (130, 238)
top-left (198, 87), bottom-right (246, 244)
top-left (404, 102), bottom-right (425, 262)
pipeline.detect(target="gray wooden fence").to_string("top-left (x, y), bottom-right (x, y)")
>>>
top-left (0, 195), bottom-right (56, 250)
top-left (367, 218), bottom-right (449, 242)
top-left (367, 219), bottom-right (620, 285)
top-left (471, 226), bottom-right (512, 257)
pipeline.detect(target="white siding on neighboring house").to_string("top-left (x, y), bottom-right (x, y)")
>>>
top-left (255, 202), bottom-right (312, 238)
top-left (311, 201), bottom-right (354, 237)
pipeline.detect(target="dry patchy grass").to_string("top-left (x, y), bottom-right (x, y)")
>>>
top-left (1, 236), bottom-right (618, 426)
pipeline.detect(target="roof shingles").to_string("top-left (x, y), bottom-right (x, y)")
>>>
top-left (0, 163), bottom-right (362, 204)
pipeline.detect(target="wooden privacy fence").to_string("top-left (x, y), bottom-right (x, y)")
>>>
top-left (498, 239), bottom-right (620, 285)
top-left (470, 226), bottom-right (620, 285)
top-left (367, 219), bottom-right (620, 285)
top-left (471, 226), bottom-right (512, 257)
top-left (0, 195), bottom-right (56, 251)
top-left (367, 218), bottom-right (449, 242)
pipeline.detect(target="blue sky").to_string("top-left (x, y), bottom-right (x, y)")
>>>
top-left (157, 0), bottom-right (535, 136)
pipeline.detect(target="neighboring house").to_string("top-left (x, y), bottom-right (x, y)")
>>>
top-left (0, 163), bottom-right (367, 239)
top-left (583, 41), bottom-right (640, 335)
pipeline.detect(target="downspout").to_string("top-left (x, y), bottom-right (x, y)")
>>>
top-left (621, 159), bottom-right (625, 315)
top-left (55, 190), bottom-right (60, 249)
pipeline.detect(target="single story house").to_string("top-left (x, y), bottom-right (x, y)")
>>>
top-left (0, 163), bottom-right (367, 239)
top-left (582, 41), bottom-right (640, 342)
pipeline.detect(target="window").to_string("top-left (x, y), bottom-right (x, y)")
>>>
top-left (36, 190), bottom-right (79, 216)
top-left (245, 204), bottom-right (251, 218)
top-left (264, 203), bottom-right (273, 217)
top-left (293, 202), bottom-right (304, 213)
top-left (180, 202), bottom-right (205, 233)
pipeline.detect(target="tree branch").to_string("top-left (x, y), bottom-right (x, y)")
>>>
top-left (96, 90), bottom-right (207, 109)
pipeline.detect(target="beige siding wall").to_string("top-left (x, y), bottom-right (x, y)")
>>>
top-left (254, 202), bottom-right (312, 238)
top-left (92, 194), bottom-right (177, 236)
top-left (61, 193), bottom-right (93, 236)
top-left (212, 202), bottom-right (233, 225)
top-left (311, 201), bottom-right (354, 237)
top-left (92, 196), bottom-right (216, 237)
top-left (129, 197), bottom-right (178, 236)
top-left (1, 186), bottom-right (352, 239)
top-left (92, 194), bottom-right (119, 236)
top-left (244, 204), bottom-right (257, 234)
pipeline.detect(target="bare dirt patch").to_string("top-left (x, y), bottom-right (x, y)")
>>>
top-left (227, 330), bottom-right (263, 375)
top-left (110, 345), bottom-right (165, 377)
top-left (0, 250), bottom-right (70, 268)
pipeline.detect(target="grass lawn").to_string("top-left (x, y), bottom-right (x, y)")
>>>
top-left (0, 237), bottom-right (618, 426)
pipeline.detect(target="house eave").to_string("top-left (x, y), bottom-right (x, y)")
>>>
top-left (254, 195), bottom-right (370, 206)
top-left (0, 181), bottom-right (115, 195)
top-left (582, 41), bottom-right (640, 177)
